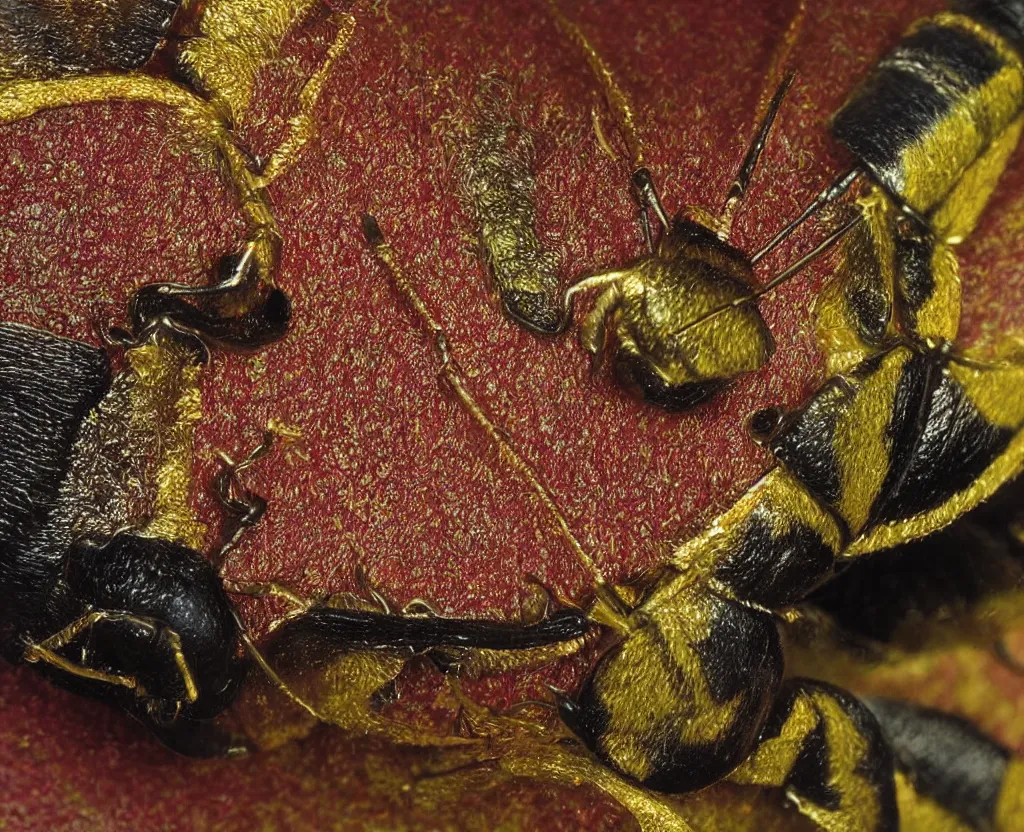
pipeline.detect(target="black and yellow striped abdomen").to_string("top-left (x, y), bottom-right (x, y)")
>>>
top-left (832, 6), bottom-right (1024, 241)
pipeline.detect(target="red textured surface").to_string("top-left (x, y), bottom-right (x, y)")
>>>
top-left (1, 1), bottom-right (1023, 829)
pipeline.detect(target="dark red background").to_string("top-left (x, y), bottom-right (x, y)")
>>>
top-left (1, 1), bottom-right (1022, 828)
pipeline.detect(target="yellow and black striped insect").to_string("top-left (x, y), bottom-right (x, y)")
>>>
top-left (472, 1), bottom-right (1024, 415)
top-left (363, 2), bottom-right (1024, 829)
top-left (461, 0), bottom-right (859, 411)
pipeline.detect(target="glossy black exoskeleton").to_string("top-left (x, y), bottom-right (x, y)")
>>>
top-left (1, 270), bottom-right (590, 755)
top-left (0, 256), bottom-right (293, 756)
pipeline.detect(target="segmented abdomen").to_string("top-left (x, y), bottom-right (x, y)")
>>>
top-left (832, 7), bottom-right (1024, 221)
top-left (0, 323), bottom-right (109, 602)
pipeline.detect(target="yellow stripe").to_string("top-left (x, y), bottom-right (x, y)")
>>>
top-left (833, 348), bottom-right (910, 534)
top-left (898, 15), bottom-right (1024, 215)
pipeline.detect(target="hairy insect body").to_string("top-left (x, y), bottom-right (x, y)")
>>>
top-left (870, 699), bottom-right (1024, 830)
top-left (595, 220), bottom-right (774, 410)
top-left (365, 2), bottom-right (1024, 828)
top-left (0, 323), bottom-right (248, 756)
top-left (0, 0), bottom-right (182, 80)
top-left (832, 5), bottom-right (1024, 244)
top-left (0, 324), bottom-right (110, 619)
top-left (564, 337), bottom-right (1024, 826)
top-left (561, 584), bottom-right (784, 792)
top-left (558, 5), bottom-right (1024, 827)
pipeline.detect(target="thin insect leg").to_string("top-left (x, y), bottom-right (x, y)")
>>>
top-left (23, 644), bottom-right (142, 693)
top-left (159, 627), bottom-right (201, 704)
top-left (751, 168), bottom-right (860, 265)
top-left (631, 168), bottom-right (671, 235)
top-left (403, 598), bottom-right (443, 616)
top-left (673, 212), bottom-right (863, 336)
top-left (362, 214), bottom-right (630, 625)
top-left (24, 611), bottom-right (199, 702)
top-left (213, 431), bottom-right (275, 568)
top-left (719, 70), bottom-right (796, 235)
top-left (547, 0), bottom-right (669, 251)
top-left (719, 0), bottom-right (807, 235)
top-left (755, 213), bottom-right (863, 295)
top-left (257, 12), bottom-right (357, 186)
top-left (233, 611), bottom-right (325, 721)
top-left (149, 234), bottom-right (274, 300)
top-left (562, 269), bottom-right (631, 326)
top-left (0, 73), bottom-right (282, 293)
top-left (354, 564), bottom-right (392, 614)
top-left (222, 579), bottom-right (312, 611)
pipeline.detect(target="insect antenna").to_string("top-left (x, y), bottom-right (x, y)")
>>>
top-left (672, 211), bottom-right (863, 336)
top-left (546, 0), bottom-right (644, 170)
top-left (720, 69), bottom-right (796, 232)
top-left (751, 167), bottom-right (860, 265)
top-left (232, 609), bottom-right (327, 722)
top-left (361, 215), bottom-right (630, 623)
top-left (720, 0), bottom-right (807, 226)
top-left (546, 0), bottom-right (671, 251)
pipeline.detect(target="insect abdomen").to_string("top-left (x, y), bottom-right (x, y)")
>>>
top-left (866, 698), bottom-right (1017, 830)
top-left (0, 323), bottom-right (109, 605)
top-left (832, 8), bottom-right (1024, 228)
top-left (0, 0), bottom-right (183, 80)
top-left (561, 588), bottom-right (783, 793)
top-left (764, 346), bottom-right (1021, 541)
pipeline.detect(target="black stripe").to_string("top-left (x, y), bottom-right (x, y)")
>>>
top-left (0, 324), bottom-right (109, 592)
top-left (869, 353), bottom-right (1013, 527)
top-left (713, 505), bottom-right (836, 606)
top-left (832, 21), bottom-right (1008, 210)
top-left (954, 0), bottom-right (1024, 56)
top-left (866, 697), bottom-right (1008, 828)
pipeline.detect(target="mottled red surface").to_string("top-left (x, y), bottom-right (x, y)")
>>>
top-left (1, 0), bottom-right (1023, 829)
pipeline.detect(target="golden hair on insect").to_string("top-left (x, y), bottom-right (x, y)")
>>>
top-left (537, 0), bottom-right (867, 412)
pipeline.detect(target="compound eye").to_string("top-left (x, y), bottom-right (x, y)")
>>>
top-left (614, 348), bottom-right (723, 411)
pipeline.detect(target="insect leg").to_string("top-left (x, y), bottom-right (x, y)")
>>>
top-left (728, 679), bottom-right (898, 832)
top-left (575, 280), bottom-right (624, 369)
top-left (255, 12), bottom-right (356, 187)
top-left (221, 580), bottom-right (312, 612)
top-left (272, 606), bottom-right (590, 655)
top-left (23, 610), bottom-right (200, 703)
top-left (0, 74), bottom-right (285, 324)
top-left (211, 431), bottom-right (275, 568)
top-left (630, 168), bottom-right (671, 240)
top-left (23, 642), bottom-right (141, 693)
top-left (362, 214), bottom-right (625, 617)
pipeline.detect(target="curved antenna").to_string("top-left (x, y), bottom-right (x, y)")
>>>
top-left (233, 610), bottom-right (325, 722)
top-left (362, 214), bottom-right (630, 623)
top-left (546, 0), bottom-right (645, 169)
